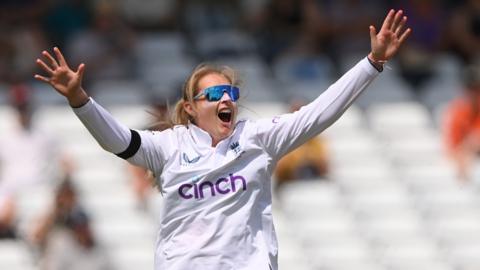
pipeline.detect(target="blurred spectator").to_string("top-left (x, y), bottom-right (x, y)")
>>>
top-left (178, 0), bottom-right (243, 35)
top-left (322, 0), bottom-right (386, 72)
top-left (394, 0), bottom-right (447, 92)
top-left (446, 0), bottom-right (480, 64)
top-left (31, 179), bottom-right (111, 270)
top-left (0, 0), bottom-right (48, 82)
top-left (116, 0), bottom-right (178, 31)
top-left (65, 1), bottom-right (136, 87)
top-left (251, 0), bottom-right (330, 66)
top-left (443, 63), bottom-right (480, 181)
top-left (8, 27), bottom-right (48, 82)
top-left (274, 99), bottom-right (330, 191)
top-left (0, 84), bottom-right (72, 239)
top-left (177, 0), bottom-right (253, 59)
top-left (0, 196), bottom-right (16, 239)
top-left (0, 34), bottom-right (16, 82)
top-left (128, 165), bottom-right (155, 211)
top-left (42, 0), bottom-right (93, 48)
top-left (0, 0), bottom-right (48, 26)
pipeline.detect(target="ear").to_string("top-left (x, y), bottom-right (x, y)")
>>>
top-left (183, 100), bottom-right (196, 120)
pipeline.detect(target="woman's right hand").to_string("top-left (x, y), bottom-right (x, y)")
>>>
top-left (34, 47), bottom-right (89, 107)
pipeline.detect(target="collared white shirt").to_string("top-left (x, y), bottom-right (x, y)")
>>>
top-left (73, 57), bottom-right (379, 270)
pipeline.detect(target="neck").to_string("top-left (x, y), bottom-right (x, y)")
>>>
top-left (211, 132), bottom-right (232, 147)
top-left (211, 135), bottom-right (224, 147)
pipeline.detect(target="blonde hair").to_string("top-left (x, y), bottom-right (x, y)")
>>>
top-left (171, 63), bottom-right (240, 126)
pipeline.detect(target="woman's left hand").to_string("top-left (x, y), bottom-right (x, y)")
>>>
top-left (369, 9), bottom-right (411, 63)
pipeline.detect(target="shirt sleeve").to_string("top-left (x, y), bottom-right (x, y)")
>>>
top-left (72, 98), bottom-right (170, 174)
top-left (254, 57), bottom-right (379, 160)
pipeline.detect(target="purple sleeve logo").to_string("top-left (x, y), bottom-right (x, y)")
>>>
top-left (272, 116), bottom-right (280, 124)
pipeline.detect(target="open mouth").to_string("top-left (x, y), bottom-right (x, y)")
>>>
top-left (218, 109), bottom-right (232, 123)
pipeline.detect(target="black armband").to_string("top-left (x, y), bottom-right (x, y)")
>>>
top-left (116, 129), bottom-right (141, 159)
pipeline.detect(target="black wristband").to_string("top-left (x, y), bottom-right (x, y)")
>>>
top-left (70, 97), bottom-right (91, 108)
top-left (367, 57), bottom-right (384, 72)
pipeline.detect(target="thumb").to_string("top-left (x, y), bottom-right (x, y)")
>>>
top-left (369, 25), bottom-right (377, 42)
top-left (76, 63), bottom-right (85, 81)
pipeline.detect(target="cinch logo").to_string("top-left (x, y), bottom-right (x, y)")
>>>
top-left (178, 173), bottom-right (246, 200)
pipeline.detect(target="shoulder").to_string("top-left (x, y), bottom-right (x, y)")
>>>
top-left (142, 124), bottom-right (187, 136)
top-left (242, 116), bottom-right (284, 127)
top-left (172, 124), bottom-right (189, 133)
top-left (236, 119), bottom-right (258, 135)
top-left (136, 126), bottom-right (181, 146)
top-left (243, 114), bottom-right (290, 135)
top-left (237, 117), bottom-right (279, 141)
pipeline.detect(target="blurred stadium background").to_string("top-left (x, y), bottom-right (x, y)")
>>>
top-left (1, 0), bottom-right (480, 270)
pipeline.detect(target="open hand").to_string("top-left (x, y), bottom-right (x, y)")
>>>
top-left (369, 9), bottom-right (411, 62)
top-left (34, 47), bottom-right (89, 107)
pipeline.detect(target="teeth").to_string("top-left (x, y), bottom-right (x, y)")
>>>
top-left (219, 108), bottom-right (232, 113)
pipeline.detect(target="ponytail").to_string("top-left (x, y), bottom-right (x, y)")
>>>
top-left (172, 99), bottom-right (191, 126)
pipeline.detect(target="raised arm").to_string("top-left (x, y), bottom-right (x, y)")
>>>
top-left (368, 9), bottom-right (411, 70)
top-left (34, 48), bottom-right (168, 174)
top-left (34, 47), bottom-right (89, 107)
top-left (256, 9), bottom-right (411, 159)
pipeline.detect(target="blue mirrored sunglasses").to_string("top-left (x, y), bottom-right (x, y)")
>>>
top-left (193, 85), bottom-right (240, 102)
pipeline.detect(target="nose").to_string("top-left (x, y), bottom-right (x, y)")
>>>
top-left (219, 91), bottom-right (232, 102)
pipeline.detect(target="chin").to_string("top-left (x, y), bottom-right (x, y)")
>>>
top-left (214, 114), bottom-right (235, 139)
top-left (217, 124), bottom-right (233, 137)
top-left (219, 127), bottom-right (233, 137)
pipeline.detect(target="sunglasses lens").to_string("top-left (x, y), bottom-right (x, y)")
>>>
top-left (207, 88), bottom-right (223, 101)
top-left (230, 87), bottom-right (239, 101)
top-left (201, 85), bottom-right (240, 102)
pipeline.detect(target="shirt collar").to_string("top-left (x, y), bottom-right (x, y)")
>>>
top-left (188, 123), bottom-right (213, 146)
top-left (187, 122), bottom-right (242, 149)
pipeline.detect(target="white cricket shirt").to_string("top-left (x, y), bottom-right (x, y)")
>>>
top-left (73, 58), bottom-right (379, 270)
